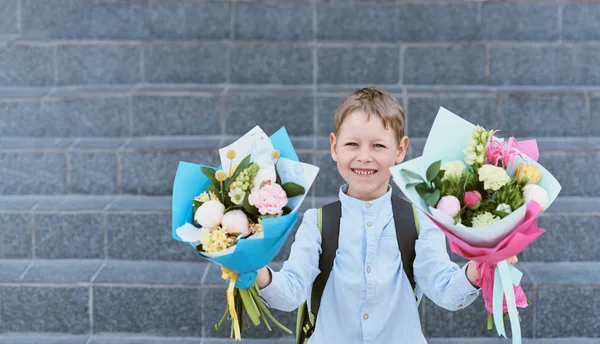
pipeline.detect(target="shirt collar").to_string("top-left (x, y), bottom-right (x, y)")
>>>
top-left (338, 183), bottom-right (392, 210)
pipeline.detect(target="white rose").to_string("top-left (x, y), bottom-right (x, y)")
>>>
top-left (253, 165), bottom-right (277, 188)
top-left (522, 184), bottom-right (549, 210)
top-left (194, 199), bottom-right (225, 228)
top-left (221, 210), bottom-right (250, 236)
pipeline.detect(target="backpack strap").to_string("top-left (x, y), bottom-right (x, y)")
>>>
top-left (310, 201), bottom-right (341, 320)
top-left (391, 196), bottom-right (419, 291)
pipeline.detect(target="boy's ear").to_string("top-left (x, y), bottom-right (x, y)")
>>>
top-left (395, 136), bottom-right (409, 164)
top-left (330, 133), bottom-right (338, 162)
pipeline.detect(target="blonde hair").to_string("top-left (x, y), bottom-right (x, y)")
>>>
top-left (333, 87), bottom-right (406, 143)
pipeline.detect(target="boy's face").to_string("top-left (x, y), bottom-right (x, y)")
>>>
top-left (330, 111), bottom-right (409, 201)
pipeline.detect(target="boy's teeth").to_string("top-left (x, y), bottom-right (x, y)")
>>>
top-left (353, 169), bottom-right (375, 175)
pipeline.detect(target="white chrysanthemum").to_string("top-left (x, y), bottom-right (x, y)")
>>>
top-left (472, 212), bottom-right (500, 227)
top-left (441, 160), bottom-right (466, 180)
top-left (478, 164), bottom-right (511, 191)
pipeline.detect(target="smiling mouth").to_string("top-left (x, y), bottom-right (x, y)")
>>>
top-left (352, 168), bottom-right (377, 176)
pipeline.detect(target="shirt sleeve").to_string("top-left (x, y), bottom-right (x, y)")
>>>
top-left (259, 208), bottom-right (322, 312)
top-left (413, 209), bottom-right (480, 311)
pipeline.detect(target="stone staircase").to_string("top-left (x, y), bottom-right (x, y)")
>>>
top-left (1, 0), bottom-right (600, 343)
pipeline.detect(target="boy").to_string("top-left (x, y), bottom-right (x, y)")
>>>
top-left (254, 87), bottom-right (512, 343)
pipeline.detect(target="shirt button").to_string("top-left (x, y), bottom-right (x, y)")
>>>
top-left (366, 222), bottom-right (372, 227)
top-left (366, 267), bottom-right (371, 273)
top-left (363, 313), bottom-right (369, 320)
top-left (365, 202), bottom-right (371, 208)
top-left (456, 303), bottom-right (463, 308)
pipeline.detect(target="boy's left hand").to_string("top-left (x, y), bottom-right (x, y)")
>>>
top-left (466, 256), bottom-right (518, 288)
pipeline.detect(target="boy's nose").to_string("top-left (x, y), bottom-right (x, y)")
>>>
top-left (357, 148), bottom-right (373, 162)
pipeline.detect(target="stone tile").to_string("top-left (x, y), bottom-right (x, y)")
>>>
top-left (0, 286), bottom-right (90, 333)
top-left (231, 45), bottom-right (312, 84)
top-left (404, 46), bottom-right (485, 85)
top-left (93, 287), bottom-right (202, 336)
top-left (237, 3), bottom-right (312, 41)
top-left (34, 214), bottom-right (104, 259)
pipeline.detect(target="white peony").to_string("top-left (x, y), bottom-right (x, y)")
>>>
top-left (221, 210), bottom-right (251, 236)
top-left (194, 199), bottom-right (225, 228)
top-left (522, 184), bottom-right (549, 210)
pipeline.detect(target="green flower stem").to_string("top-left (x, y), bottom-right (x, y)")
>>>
top-left (249, 285), bottom-right (292, 334)
top-left (239, 288), bottom-right (261, 326)
top-left (215, 304), bottom-right (229, 331)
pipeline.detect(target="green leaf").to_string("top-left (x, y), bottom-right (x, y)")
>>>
top-left (275, 166), bottom-right (282, 185)
top-left (205, 184), bottom-right (219, 195)
top-left (241, 193), bottom-right (259, 217)
top-left (201, 167), bottom-right (218, 187)
top-left (281, 182), bottom-right (305, 198)
top-left (231, 155), bottom-right (252, 181)
top-left (493, 210), bottom-right (510, 218)
top-left (282, 206), bottom-right (292, 215)
top-left (406, 182), bottom-right (422, 189)
top-left (401, 169), bottom-right (424, 181)
top-left (426, 160), bottom-right (442, 183)
top-left (423, 189), bottom-right (441, 207)
top-left (414, 183), bottom-right (432, 197)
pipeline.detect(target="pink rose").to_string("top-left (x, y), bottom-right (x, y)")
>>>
top-left (436, 195), bottom-right (461, 218)
top-left (463, 191), bottom-right (482, 210)
top-left (248, 183), bottom-right (288, 215)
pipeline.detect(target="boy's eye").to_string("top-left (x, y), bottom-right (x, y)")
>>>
top-left (345, 142), bottom-right (358, 146)
top-left (374, 144), bottom-right (386, 148)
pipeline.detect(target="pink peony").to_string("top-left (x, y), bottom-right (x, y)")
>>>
top-left (463, 190), bottom-right (482, 210)
top-left (436, 195), bottom-right (461, 218)
top-left (248, 183), bottom-right (288, 215)
top-left (221, 210), bottom-right (250, 236)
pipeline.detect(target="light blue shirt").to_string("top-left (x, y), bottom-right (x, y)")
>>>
top-left (260, 185), bottom-right (480, 344)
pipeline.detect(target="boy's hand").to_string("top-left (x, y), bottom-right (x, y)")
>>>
top-left (466, 256), bottom-right (518, 288)
top-left (256, 266), bottom-right (272, 289)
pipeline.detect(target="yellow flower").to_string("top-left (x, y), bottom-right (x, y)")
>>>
top-left (229, 163), bottom-right (239, 177)
top-left (271, 150), bottom-right (280, 160)
top-left (208, 191), bottom-right (219, 201)
top-left (200, 227), bottom-right (234, 253)
top-left (194, 192), bottom-right (210, 203)
top-left (254, 218), bottom-right (263, 233)
top-left (226, 149), bottom-right (236, 160)
top-left (215, 170), bottom-right (228, 182)
top-left (514, 164), bottom-right (541, 185)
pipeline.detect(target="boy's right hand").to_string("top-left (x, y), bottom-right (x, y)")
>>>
top-left (256, 266), bottom-right (272, 289)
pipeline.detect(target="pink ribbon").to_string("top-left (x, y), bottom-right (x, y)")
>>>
top-left (425, 201), bottom-right (545, 313)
